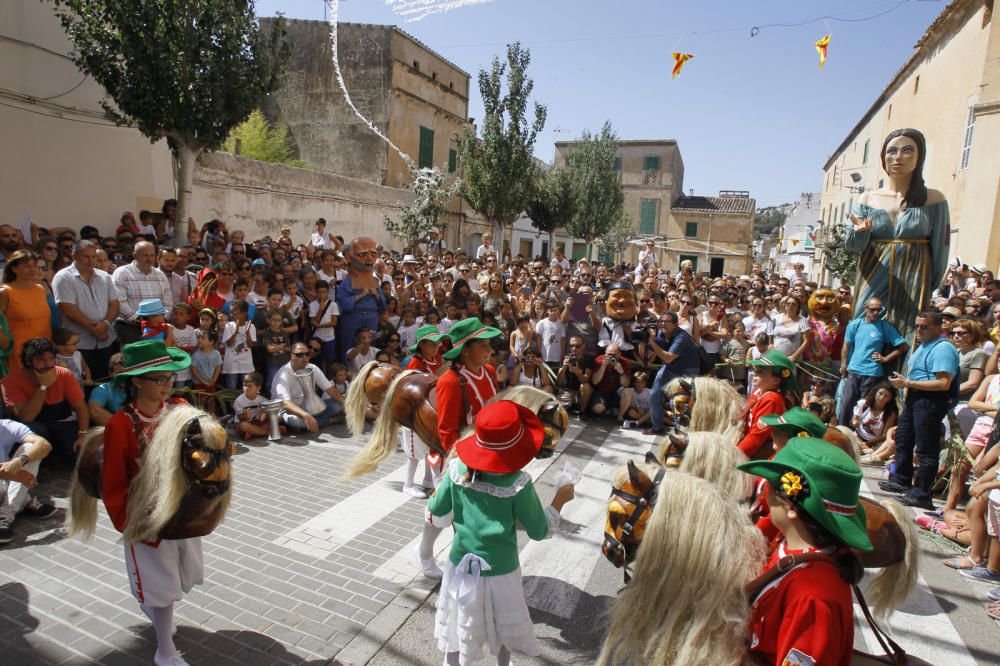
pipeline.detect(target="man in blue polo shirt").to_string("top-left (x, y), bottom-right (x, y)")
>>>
top-left (643, 311), bottom-right (701, 436)
top-left (838, 297), bottom-right (908, 425)
top-left (879, 311), bottom-right (959, 509)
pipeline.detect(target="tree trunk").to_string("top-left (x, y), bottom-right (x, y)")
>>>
top-left (548, 228), bottom-right (555, 261)
top-left (173, 140), bottom-right (203, 248)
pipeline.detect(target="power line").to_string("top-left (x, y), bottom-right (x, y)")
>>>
top-left (0, 100), bottom-right (119, 128)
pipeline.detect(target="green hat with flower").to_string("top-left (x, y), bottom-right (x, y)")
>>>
top-left (738, 438), bottom-right (872, 551)
top-left (760, 407), bottom-right (827, 439)
top-left (746, 349), bottom-right (798, 391)
top-left (410, 324), bottom-right (447, 351)
top-left (443, 317), bottom-right (501, 361)
top-left (114, 339), bottom-right (191, 387)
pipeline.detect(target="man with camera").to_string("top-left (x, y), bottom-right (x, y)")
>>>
top-left (557, 336), bottom-right (596, 418)
top-left (643, 312), bottom-right (701, 436)
top-left (590, 343), bottom-right (631, 418)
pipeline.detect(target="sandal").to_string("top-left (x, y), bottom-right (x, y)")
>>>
top-left (986, 601), bottom-right (1000, 620)
top-left (914, 515), bottom-right (947, 532)
top-left (943, 554), bottom-right (982, 570)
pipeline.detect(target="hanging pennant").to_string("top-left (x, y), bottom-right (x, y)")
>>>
top-left (672, 52), bottom-right (694, 79)
top-left (815, 34), bottom-right (830, 70)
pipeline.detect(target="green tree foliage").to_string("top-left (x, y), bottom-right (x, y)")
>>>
top-left (51, 0), bottom-right (289, 241)
top-left (565, 122), bottom-right (625, 258)
top-left (823, 221), bottom-right (861, 287)
top-left (597, 210), bottom-right (634, 265)
top-left (385, 164), bottom-right (460, 253)
top-left (754, 206), bottom-right (789, 240)
top-left (459, 42), bottom-right (547, 255)
top-left (526, 167), bottom-right (574, 259)
top-left (222, 109), bottom-right (309, 167)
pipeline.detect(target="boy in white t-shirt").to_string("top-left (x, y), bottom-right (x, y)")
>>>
top-left (618, 371), bottom-right (653, 429)
top-left (171, 303), bottom-right (199, 389)
top-left (309, 280), bottom-right (340, 375)
top-left (221, 299), bottom-right (257, 390)
top-left (233, 372), bottom-right (269, 440)
top-left (346, 328), bottom-right (380, 375)
top-left (534, 301), bottom-right (566, 369)
top-left (397, 308), bottom-right (421, 350)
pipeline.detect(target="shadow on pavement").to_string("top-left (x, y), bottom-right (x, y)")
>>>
top-left (523, 575), bottom-right (612, 657)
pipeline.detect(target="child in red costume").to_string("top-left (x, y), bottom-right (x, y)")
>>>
top-left (418, 317), bottom-right (501, 579)
top-left (739, 438), bottom-right (873, 666)
top-left (739, 350), bottom-right (797, 459)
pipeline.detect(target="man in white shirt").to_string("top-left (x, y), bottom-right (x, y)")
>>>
top-left (112, 240), bottom-right (172, 345)
top-left (550, 246), bottom-right (570, 271)
top-left (475, 233), bottom-right (494, 260)
top-left (272, 342), bottom-right (345, 432)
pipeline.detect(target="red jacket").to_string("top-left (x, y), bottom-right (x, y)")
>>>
top-left (435, 364), bottom-right (497, 453)
top-left (748, 542), bottom-right (853, 666)
top-left (738, 389), bottom-right (786, 458)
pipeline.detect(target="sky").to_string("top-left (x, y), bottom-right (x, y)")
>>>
top-left (255, 0), bottom-right (948, 208)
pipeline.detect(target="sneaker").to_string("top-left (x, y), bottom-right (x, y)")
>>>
top-left (153, 650), bottom-right (189, 666)
top-left (641, 428), bottom-right (664, 436)
top-left (961, 566), bottom-right (1000, 584)
top-left (0, 516), bottom-right (12, 545)
top-left (914, 515), bottom-right (947, 531)
top-left (140, 604), bottom-right (177, 636)
top-left (988, 587), bottom-right (1000, 602)
top-left (898, 494), bottom-right (934, 510)
top-left (878, 480), bottom-right (910, 494)
top-left (415, 547), bottom-right (443, 579)
top-left (21, 497), bottom-right (57, 519)
top-left (402, 484), bottom-right (428, 499)
top-left (624, 420), bottom-right (638, 429)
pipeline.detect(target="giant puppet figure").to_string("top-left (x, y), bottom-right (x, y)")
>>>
top-left (802, 287), bottom-right (850, 367)
top-left (597, 280), bottom-right (639, 355)
top-left (335, 236), bottom-right (386, 361)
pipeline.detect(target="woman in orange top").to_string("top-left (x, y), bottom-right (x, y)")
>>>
top-left (738, 350), bottom-right (798, 460)
top-left (0, 251), bottom-right (53, 373)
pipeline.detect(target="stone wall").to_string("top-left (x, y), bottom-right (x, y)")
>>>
top-left (191, 152), bottom-right (414, 249)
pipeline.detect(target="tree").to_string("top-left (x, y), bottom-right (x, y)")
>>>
top-left (597, 210), bottom-right (635, 266)
top-left (222, 109), bottom-right (309, 167)
top-left (51, 0), bottom-right (289, 242)
top-left (525, 167), bottom-right (574, 259)
top-left (459, 42), bottom-right (547, 256)
top-left (565, 122), bottom-right (624, 259)
top-left (384, 163), bottom-right (460, 253)
top-left (821, 221), bottom-right (861, 287)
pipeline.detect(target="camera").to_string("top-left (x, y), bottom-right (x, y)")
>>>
top-left (569, 356), bottom-right (578, 367)
top-left (630, 323), bottom-right (657, 345)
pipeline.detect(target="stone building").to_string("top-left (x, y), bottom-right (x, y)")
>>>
top-left (666, 191), bottom-right (756, 276)
top-left (817, 0), bottom-right (1000, 279)
top-left (771, 193), bottom-right (822, 278)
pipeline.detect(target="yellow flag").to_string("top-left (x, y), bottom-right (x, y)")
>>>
top-left (815, 34), bottom-right (830, 70)
top-left (672, 52), bottom-right (694, 79)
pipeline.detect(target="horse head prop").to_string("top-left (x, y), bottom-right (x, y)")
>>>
top-left (602, 455), bottom-right (664, 577)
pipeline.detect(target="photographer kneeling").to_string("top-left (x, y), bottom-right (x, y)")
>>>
top-left (590, 344), bottom-right (631, 419)
top-left (556, 336), bottom-right (595, 418)
top-left (643, 312), bottom-right (701, 436)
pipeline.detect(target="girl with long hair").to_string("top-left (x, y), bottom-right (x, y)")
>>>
top-left (846, 128), bottom-right (950, 344)
top-left (508, 347), bottom-right (554, 394)
top-left (855, 383), bottom-right (899, 465)
top-left (599, 473), bottom-right (765, 665)
top-left (738, 350), bottom-right (797, 460)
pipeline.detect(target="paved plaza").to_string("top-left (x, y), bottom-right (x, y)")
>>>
top-left (0, 420), bottom-right (998, 665)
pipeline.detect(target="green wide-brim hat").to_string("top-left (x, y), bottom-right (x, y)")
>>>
top-left (746, 349), bottom-right (798, 391)
top-left (443, 317), bottom-right (502, 360)
top-left (761, 407), bottom-right (827, 439)
top-left (738, 438), bottom-right (872, 551)
top-left (114, 339), bottom-right (192, 387)
top-left (410, 324), bottom-right (447, 351)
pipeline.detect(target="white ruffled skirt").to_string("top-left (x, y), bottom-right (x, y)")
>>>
top-left (434, 554), bottom-right (540, 664)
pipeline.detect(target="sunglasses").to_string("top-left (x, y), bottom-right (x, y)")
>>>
top-left (291, 351), bottom-right (310, 357)
top-left (950, 330), bottom-right (969, 336)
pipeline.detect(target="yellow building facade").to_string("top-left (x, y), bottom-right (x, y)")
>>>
top-left (818, 0), bottom-right (1000, 276)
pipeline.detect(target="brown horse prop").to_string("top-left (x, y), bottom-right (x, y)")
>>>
top-left (346, 378), bottom-right (570, 479)
top-left (67, 404), bottom-right (233, 543)
top-left (344, 361), bottom-right (402, 436)
top-left (604, 455), bottom-right (916, 619)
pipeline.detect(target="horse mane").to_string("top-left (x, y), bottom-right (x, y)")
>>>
top-left (123, 404), bottom-right (227, 544)
top-left (345, 369), bottom-right (422, 478)
top-left (492, 385), bottom-right (553, 413)
top-left (345, 360), bottom-right (380, 436)
top-left (661, 376), bottom-right (744, 438)
top-left (599, 473), bottom-right (765, 666)
top-left (671, 431), bottom-right (753, 503)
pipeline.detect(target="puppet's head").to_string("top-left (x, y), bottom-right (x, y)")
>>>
top-left (605, 280), bottom-right (638, 321)
top-left (807, 287), bottom-right (841, 322)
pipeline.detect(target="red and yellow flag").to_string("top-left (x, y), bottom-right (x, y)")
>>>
top-left (815, 34), bottom-right (830, 70)
top-left (671, 52), bottom-right (694, 79)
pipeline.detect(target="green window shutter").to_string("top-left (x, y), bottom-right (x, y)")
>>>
top-left (448, 149), bottom-right (457, 173)
top-left (862, 138), bottom-right (870, 165)
top-left (644, 155), bottom-right (661, 171)
top-left (639, 199), bottom-right (657, 234)
top-left (419, 126), bottom-right (435, 168)
top-left (685, 222), bottom-right (698, 238)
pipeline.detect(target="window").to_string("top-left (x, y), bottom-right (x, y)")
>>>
top-left (412, 60), bottom-right (421, 72)
top-left (887, 104), bottom-right (892, 121)
top-left (863, 138), bottom-right (870, 165)
top-left (448, 148), bottom-right (457, 173)
top-left (639, 199), bottom-right (658, 234)
top-left (684, 222), bottom-right (698, 238)
top-left (418, 126), bottom-right (434, 169)
top-left (913, 76), bottom-right (919, 95)
top-left (709, 257), bottom-right (725, 278)
top-left (644, 155), bottom-right (661, 171)
top-left (431, 72), bottom-right (437, 81)
top-left (839, 202), bottom-right (845, 223)
top-left (613, 157), bottom-right (622, 171)
top-left (960, 105), bottom-right (975, 170)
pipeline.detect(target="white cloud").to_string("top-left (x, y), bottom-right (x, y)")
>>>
top-left (384, 0), bottom-right (496, 23)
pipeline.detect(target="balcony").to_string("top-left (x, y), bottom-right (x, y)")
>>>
top-left (641, 170), bottom-right (661, 186)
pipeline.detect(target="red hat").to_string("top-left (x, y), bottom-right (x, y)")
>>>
top-left (456, 401), bottom-right (544, 474)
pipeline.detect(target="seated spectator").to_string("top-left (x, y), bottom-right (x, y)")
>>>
top-left (272, 342), bottom-right (345, 432)
top-left (618, 371), bottom-right (652, 429)
top-left (1, 338), bottom-right (88, 464)
top-left (644, 311), bottom-right (702, 436)
top-left (556, 335), bottom-right (595, 416)
top-left (233, 372), bottom-right (269, 441)
top-left (591, 343), bottom-right (631, 419)
top-left (942, 372), bottom-right (999, 511)
top-left (0, 419), bottom-right (56, 544)
top-left (854, 383), bottom-right (899, 464)
top-left (509, 347), bottom-right (554, 394)
top-left (88, 352), bottom-right (127, 426)
top-left (346, 328), bottom-right (379, 375)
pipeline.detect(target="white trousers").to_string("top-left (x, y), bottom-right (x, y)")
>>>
top-left (0, 444), bottom-right (41, 521)
top-left (124, 538), bottom-right (204, 608)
